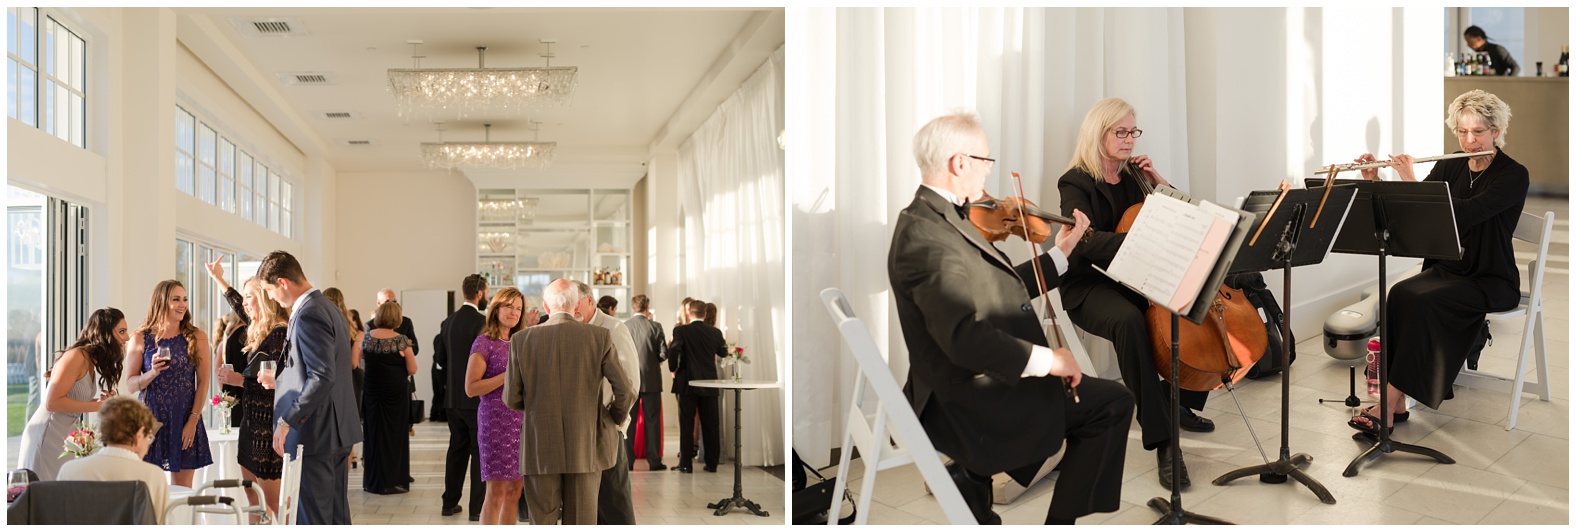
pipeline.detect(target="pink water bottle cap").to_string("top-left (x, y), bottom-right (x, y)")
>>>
top-left (1367, 338), bottom-right (1381, 351)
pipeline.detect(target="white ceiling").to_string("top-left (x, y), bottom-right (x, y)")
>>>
top-left (172, 7), bottom-right (784, 186)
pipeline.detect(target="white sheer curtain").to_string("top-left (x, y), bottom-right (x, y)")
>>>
top-left (792, 7), bottom-right (1191, 466)
top-left (676, 46), bottom-right (785, 467)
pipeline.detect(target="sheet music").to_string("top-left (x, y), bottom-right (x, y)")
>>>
top-left (1106, 193), bottom-right (1240, 314)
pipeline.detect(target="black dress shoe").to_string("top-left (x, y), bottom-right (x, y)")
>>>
top-left (944, 461), bottom-right (1001, 525)
top-left (1179, 409), bottom-right (1215, 433)
top-left (675, 465), bottom-right (694, 473)
top-left (703, 465), bottom-right (717, 473)
top-left (649, 463), bottom-right (668, 471)
top-left (469, 514), bottom-right (480, 522)
top-left (441, 505), bottom-right (463, 516)
top-left (1156, 446), bottom-right (1192, 490)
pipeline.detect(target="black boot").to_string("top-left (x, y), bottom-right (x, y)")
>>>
top-left (945, 461), bottom-right (1002, 525)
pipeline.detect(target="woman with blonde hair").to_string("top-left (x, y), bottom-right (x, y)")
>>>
top-left (322, 287), bottom-right (365, 470)
top-left (1346, 90), bottom-right (1528, 434)
top-left (123, 279), bottom-right (212, 487)
top-left (205, 255), bottom-right (287, 519)
top-left (465, 287), bottom-right (534, 524)
top-left (1057, 97), bottom-right (1210, 491)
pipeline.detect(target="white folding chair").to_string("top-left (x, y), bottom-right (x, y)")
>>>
top-left (1455, 211), bottom-right (1555, 430)
top-left (820, 288), bottom-right (975, 525)
top-left (276, 444), bottom-right (305, 525)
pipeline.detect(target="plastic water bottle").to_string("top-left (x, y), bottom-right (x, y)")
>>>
top-left (1365, 337), bottom-right (1382, 397)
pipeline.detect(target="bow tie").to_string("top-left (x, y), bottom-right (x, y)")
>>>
top-left (954, 201), bottom-right (970, 219)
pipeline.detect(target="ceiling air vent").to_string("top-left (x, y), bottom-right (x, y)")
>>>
top-left (229, 17), bottom-right (309, 38)
top-left (342, 140), bottom-right (375, 146)
top-left (321, 111), bottom-right (357, 119)
top-left (276, 72), bottom-right (337, 86)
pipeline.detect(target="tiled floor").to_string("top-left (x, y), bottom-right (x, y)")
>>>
top-left (348, 421), bottom-right (785, 525)
top-left (825, 195), bottom-right (1569, 525)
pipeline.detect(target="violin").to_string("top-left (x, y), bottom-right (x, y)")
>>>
top-left (966, 173), bottom-right (1080, 403)
top-left (967, 192), bottom-right (1077, 244)
top-left (1112, 160), bottom-right (1268, 391)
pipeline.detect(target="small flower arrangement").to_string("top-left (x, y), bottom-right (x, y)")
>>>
top-left (59, 420), bottom-right (100, 459)
top-left (721, 344), bottom-right (750, 382)
top-left (212, 393), bottom-right (238, 434)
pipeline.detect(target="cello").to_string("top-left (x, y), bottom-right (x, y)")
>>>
top-left (1115, 161), bottom-right (1267, 392)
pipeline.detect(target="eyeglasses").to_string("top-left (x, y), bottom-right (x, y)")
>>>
top-left (1453, 127), bottom-right (1495, 138)
top-left (1110, 128), bottom-right (1143, 139)
top-left (963, 154), bottom-right (995, 165)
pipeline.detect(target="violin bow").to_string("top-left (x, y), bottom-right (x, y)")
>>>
top-left (1010, 172), bottom-right (1079, 403)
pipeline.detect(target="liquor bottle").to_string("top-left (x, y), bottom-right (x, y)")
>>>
top-left (1446, 52), bottom-right (1456, 76)
top-left (1559, 45), bottom-right (1569, 77)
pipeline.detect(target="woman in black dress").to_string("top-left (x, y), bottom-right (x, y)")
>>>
top-left (1056, 97), bottom-right (1214, 491)
top-left (322, 287), bottom-right (364, 470)
top-left (1347, 89), bottom-right (1528, 434)
top-left (205, 255), bottom-right (287, 521)
top-left (362, 300), bottom-right (417, 494)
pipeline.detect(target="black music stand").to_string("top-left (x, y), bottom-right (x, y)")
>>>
top-left (1211, 186), bottom-right (1356, 505)
top-left (1304, 179), bottom-right (1459, 477)
top-left (1099, 187), bottom-right (1254, 525)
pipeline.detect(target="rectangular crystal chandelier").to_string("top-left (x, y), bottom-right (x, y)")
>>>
top-left (422, 141), bottom-right (556, 170)
top-left (388, 43), bottom-right (576, 118)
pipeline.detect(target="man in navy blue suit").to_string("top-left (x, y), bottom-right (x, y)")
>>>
top-left (257, 250), bottom-right (361, 525)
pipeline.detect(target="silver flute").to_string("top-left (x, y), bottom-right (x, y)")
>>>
top-left (1314, 150), bottom-right (1495, 175)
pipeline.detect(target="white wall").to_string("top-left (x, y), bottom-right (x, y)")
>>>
top-left (331, 170), bottom-right (475, 341)
top-left (1525, 7), bottom-right (1570, 76)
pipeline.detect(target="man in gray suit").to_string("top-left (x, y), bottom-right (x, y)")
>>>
top-left (504, 279), bottom-right (635, 525)
top-left (570, 284), bottom-right (639, 525)
top-left (257, 250), bottom-right (361, 525)
top-left (622, 295), bottom-right (668, 471)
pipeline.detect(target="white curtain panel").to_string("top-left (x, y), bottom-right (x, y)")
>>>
top-left (676, 46), bottom-right (786, 467)
top-left (792, 7), bottom-right (1191, 467)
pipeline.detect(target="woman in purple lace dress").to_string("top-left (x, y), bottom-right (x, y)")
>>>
top-left (123, 280), bottom-right (213, 487)
top-left (465, 287), bottom-right (535, 525)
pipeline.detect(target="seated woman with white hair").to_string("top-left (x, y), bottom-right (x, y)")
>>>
top-left (57, 397), bottom-right (172, 524)
top-left (1347, 89), bottom-right (1529, 435)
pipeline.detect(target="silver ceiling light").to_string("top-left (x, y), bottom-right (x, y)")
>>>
top-left (388, 39), bottom-right (577, 118)
top-left (421, 121), bottom-right (557, 170)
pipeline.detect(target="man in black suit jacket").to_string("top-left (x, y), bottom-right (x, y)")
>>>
top-left (623, 295), bottom-right (668, 470)
top-left (438, 275), bottom-right (487, 521)
top-left (888, 113), bottom-right (1132, 525)
top-left (667, 299), bottom-right (726, 473)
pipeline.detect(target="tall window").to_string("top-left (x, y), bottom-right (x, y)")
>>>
top-left (6, 8), bottom-right (86, 147)
top-left (8, 185), bottom-right (89, 435)
top-left (7, 7), bottom-right (38, 127)
top-left (1468, 7), bottom-right (1524, 74)
top-left (174, 104), bottom-right (295, 238)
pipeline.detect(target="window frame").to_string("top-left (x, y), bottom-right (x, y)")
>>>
top-left (7, 7), bottom-right (87, 147)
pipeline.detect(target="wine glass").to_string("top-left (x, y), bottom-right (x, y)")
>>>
top-left (258, 361), bottom-right (276, 388)
top-left (7, 470), bottom-right (28, 503)
top-left (155, 345), bottom-right (173, 366)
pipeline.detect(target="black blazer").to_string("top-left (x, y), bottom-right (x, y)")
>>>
top-left (668, 321), bottom-right (726, 397)
top-left (888, 186), bottom-right (1069, 477)
top-left (440, 305), bottom-right (486, 410)
top-left (1057, 166), bottom-right (1144, 311)
top-left (366, 316), bottom-right (419, 356)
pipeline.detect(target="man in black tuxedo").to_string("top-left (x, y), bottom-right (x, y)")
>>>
top-left (667, 299), bottom-right (726, 473)
top-left (888, 112), bottom-right (1132, 525)
top-left (623, 295), bottom-right (668, 471)
top-left (439, 275), bottom-right (488, 521)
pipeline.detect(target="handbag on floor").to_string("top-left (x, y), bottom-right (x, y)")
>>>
top-left (792, 451), bottom-right (855, 525)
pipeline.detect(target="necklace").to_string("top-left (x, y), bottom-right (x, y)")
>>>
top-left (1468, 156), bottom-right (1492, 189)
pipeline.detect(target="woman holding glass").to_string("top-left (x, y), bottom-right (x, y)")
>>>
top-left (205, 256), bottom-right (287, 519)
top-left (123, 280), bottom-right (213, 487)
top-left (465, 287), bottom-right (534, 524)
top-left (1346, 90), bottom-right (1529, 434)
top-left (16, 308), bottom-right (128, 481)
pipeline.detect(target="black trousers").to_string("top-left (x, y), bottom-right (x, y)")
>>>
top-left (1067, 281), bottom-right (1208, 451)
top-left (1036, 378), bottom-right (1133, 521)
top-left (677, 393), bottom-right (720, 468)
top-left (429, 362), bottom-right (447, 421)
top-left (596, 440), bottom-right (636, 524)
top-left (626, 393), bottom-right (665, 467)
top-left (442, 408), bottom-right (483, 515)
top-left (296, 445), bottom-right (353, 525)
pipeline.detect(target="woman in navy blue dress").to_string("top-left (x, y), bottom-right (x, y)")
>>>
top-left (123, 280), bottom-right (213, 487)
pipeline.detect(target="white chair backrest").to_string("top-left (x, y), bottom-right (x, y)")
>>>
top-left (820, 288), bottom-right (976, 525)
top-left (277, 444), bottom-right (304, 526)
top-left (1514, 211), bottom-right (1554, 307)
